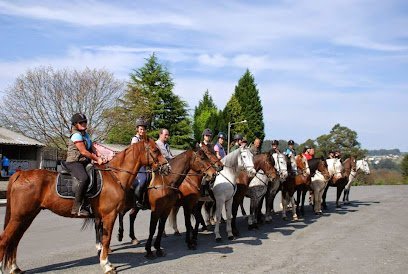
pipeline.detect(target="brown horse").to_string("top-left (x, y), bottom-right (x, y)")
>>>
top-left (0, 138), bottom-right (169, 274)
top-left (322, 156), bottom-right (356, 209)
top-left (114, 144), bottom-right (222, 251)
top-left (144, 147), bottom-right (219, 258)
top-left (231, 152), bottom-right (277, 235)
top-left (166, 145), bottom-right (222, 250)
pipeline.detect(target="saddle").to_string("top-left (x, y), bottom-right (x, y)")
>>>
top-left (56, 161), bottom-right (103, 199)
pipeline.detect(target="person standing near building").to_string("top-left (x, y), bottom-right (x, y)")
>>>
top-left (156, 128), bottom-right (174, 161)
top-left (214, 132), bottom-right (226, 160)
top-left (2, 155), bottom-right (10, 176)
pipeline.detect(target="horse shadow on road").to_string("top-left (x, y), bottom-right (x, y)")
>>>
top-left (26, 199), bottom-right (379, 273)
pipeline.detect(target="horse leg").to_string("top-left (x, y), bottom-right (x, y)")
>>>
top-left (336, 186), bottom-right (343, 208)
top-left (239, 200), bottom-right (247, 216)
top-left (153, 215), bottom-right (168, 257)
top-left (225, 199), bottom-right (234, 240)
top-left (117, 212), bottom-right (124, 242)
top-left (281, 191), bottom-right (288, 220)
top-left (99, 212), bottom-right (117, 274)
top-left (95, 218), bottom-right (103, 254)
top-left (295, 189), bottom-right (301, 216)
top-left (129, 208), bottom-right (140, 245)
top-left (301, 188), bottom-right (307, 214)
top-left (145, 212), bottom-right (159, 259)
top-left (169, 206), bottom-right (181, 236)
top-left (183, 203), bottom-right (195, 249)
top-left (1, 211), bottom-right (39, 274)
top-left (321, 184), bottom-right (329, 210)
top-left (231, 196), bottom-right (241, 237)
top-left (290, 195), bottom-right (298, 221)
top-left (214, 197), bottom-right (223, 242)
top-left (194, 201), bottom-right (207, 231)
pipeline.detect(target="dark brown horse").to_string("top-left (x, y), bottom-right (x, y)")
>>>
top-left (144, 147), bottom-right (219, 258)
top-left (0, 138), bottom-right (169, 274)
top-left (296, 157), bottom-right (331, 215)
top-left (322, 156), bottom-right (356, 209)
top-left (114, 145), bottom-right (222, 251)
top-left (231, 152), bottom-right (277, 236)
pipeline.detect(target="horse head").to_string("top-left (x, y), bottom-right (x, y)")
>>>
top-left (357, 159), bottom-right (370, 175)
top-left (254, 152), bottom-right (277, 182)
top-left (295, 154), bottom-right (310, 176)
top-left (194, 148), bottom-right (219, 182)
top-left (144, 138), bottom-right (171, 175)
top-left (272, 152), bottom-right (288, 182)
top-left (238, 147), bottom-right (256, 177)
top-left (199, 143), bottom-right (224, 172)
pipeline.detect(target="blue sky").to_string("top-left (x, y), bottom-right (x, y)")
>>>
top-left (0, 0), bottom-right (407, 151)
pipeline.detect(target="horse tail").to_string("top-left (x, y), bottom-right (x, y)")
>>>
top-left (81, 217), bottom-right (95, 231)
top-left (3, 173), bottom-right (20, 230)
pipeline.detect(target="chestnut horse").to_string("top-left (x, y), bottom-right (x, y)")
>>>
top-left (115, 144), bottom-right (222, 251)
top-left (0, 138), bottom-right (169, 274)
top-left (231, 152), bottom-right (277, 235)
top-left (322, 157), bottom-right (356, 209)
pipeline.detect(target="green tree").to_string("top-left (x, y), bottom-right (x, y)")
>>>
top-left (401, 155), bottom-right (408, 178)
top-left (107, 54), bottom-right (192, 148)
top-left (233, 69), bottom-right (265, 142)
top-left (223, 95), bottom-right (248, 145)
top-left (193, 90), bottom-right (218, 141)
top-left (315, 124), bottom-right (366, 159)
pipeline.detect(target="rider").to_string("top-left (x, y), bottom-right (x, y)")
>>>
top-left (156, 128), bottom-right (174, 161)
top-left (284, 140), bottom-right (296, 158)
top-left (250, 137), bottom-right (261, 155)
top-left (214, 132), bottom-right (226, 160)
top-left (334, 150), bottom-right (342, 160)
top-left (66, 113), bottom-right (105, 217)
top-left (230, 133), bottom-right (243, 152)
top-left (200, 128), bottom-right (214, 196)
top-left (132, 118), bottom-right (150, 209)
top-left (328, 150), bottom-right (336, 159)
top-left (302, 146), bottom-right (313, 160)
top-left (271, 140), bottom-right (280, 154)
top-left (241, 137), bottom-right (248, 148)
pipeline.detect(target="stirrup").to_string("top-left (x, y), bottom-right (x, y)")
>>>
top-left (77, 208), bottom-right (90, 217)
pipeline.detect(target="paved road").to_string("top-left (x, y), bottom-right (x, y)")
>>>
top-left (1, 185), bottom-right (408, 273)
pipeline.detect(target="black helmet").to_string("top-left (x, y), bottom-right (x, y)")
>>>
top-left (233, 133), bottom-right (243, 141)
top-left (202, 128), bottom-right (212, 136)
top-left (288, 140), bottom-right (295, 145)
top-left (218, 132), bottom-right (226, 139)
top-left (272, 140), bottom-right (279, 145)
top-left (71, 113), bottom-right (87, 125)
top-left (135, 118), bottom-right (148, 128)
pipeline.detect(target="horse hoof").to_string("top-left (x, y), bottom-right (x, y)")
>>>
top-left (228, 236), bottom-right (235, 241)
top-left (232, 230), bottom-right (240, 237)
top-left (215, 237), bottom-right (222, 243)
top-left (282, 216), bottom-right (288, 221)
top-left (174, 231), bottom-right (182, 236)
top-left (117, 234), bottom-right (123, 242)
top-left (336, 204), bottom-right (342, 208)
top-left (293, 216), bottom-right (299, 221)
top-left (131, 239), bottom-right (140, 245)
top-left (248, 225), bottom-right (253, 230)
top-left (11, 268), bottom-right (25, 274)
top-left (145, 251), bottom-right (156, 259)
top-left (156, 249), bottom-right (166, 257)
top-left (188, 243), bottom-right (197, 250)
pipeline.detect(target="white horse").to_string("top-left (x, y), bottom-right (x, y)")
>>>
top-left (264, 152), bottom-right (289, 223)
top-left (343, 159), bottom-right (370, 204)
top-left (212, 147), bottom-right (256, 242)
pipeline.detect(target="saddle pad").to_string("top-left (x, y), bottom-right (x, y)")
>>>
top-left (56, 169), bottom-right (103, 199)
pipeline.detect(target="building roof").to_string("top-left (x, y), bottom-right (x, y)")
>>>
top-left (0, 127), bottom-right (45, 146)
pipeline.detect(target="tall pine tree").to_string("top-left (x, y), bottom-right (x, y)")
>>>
top-left (223, 95), bottom-right (248, 145)
top-left (233, 69), bottom-right (265, 143)
top-left (193, 90), bottom-right (218, 141)
top-left (107, 54), bottom-right (192, 148)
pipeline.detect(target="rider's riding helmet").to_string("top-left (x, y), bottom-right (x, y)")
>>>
top-left (71, 113), bottom-right (87, 125)
top-left (288, 140), bottom-right (295, 145)
top-left (233, 133), bottom-right (243, 141)
top-left (272, 140), bottom-right (279, 146)
top-left (202, 128), bottom-right (213, 136)
top-left (135, 118), bottom-right (148, 128)
top-left (218, 132), bottom-right (226, 139)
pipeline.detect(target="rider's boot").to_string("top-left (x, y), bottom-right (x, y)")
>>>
top-left (71, 178), bottom-right (90, 217)
top-left (134, 183), bottom-right (147, 210)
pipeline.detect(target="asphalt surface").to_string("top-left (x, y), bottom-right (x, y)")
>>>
top-left (0, 185), bottom-right (407, 273)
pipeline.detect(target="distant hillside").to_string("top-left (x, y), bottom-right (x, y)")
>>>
top-left (367, 149), bottom-right (401, 156)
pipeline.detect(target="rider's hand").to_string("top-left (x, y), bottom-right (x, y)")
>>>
top-left (97, 157), bottom-right (104, 165)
